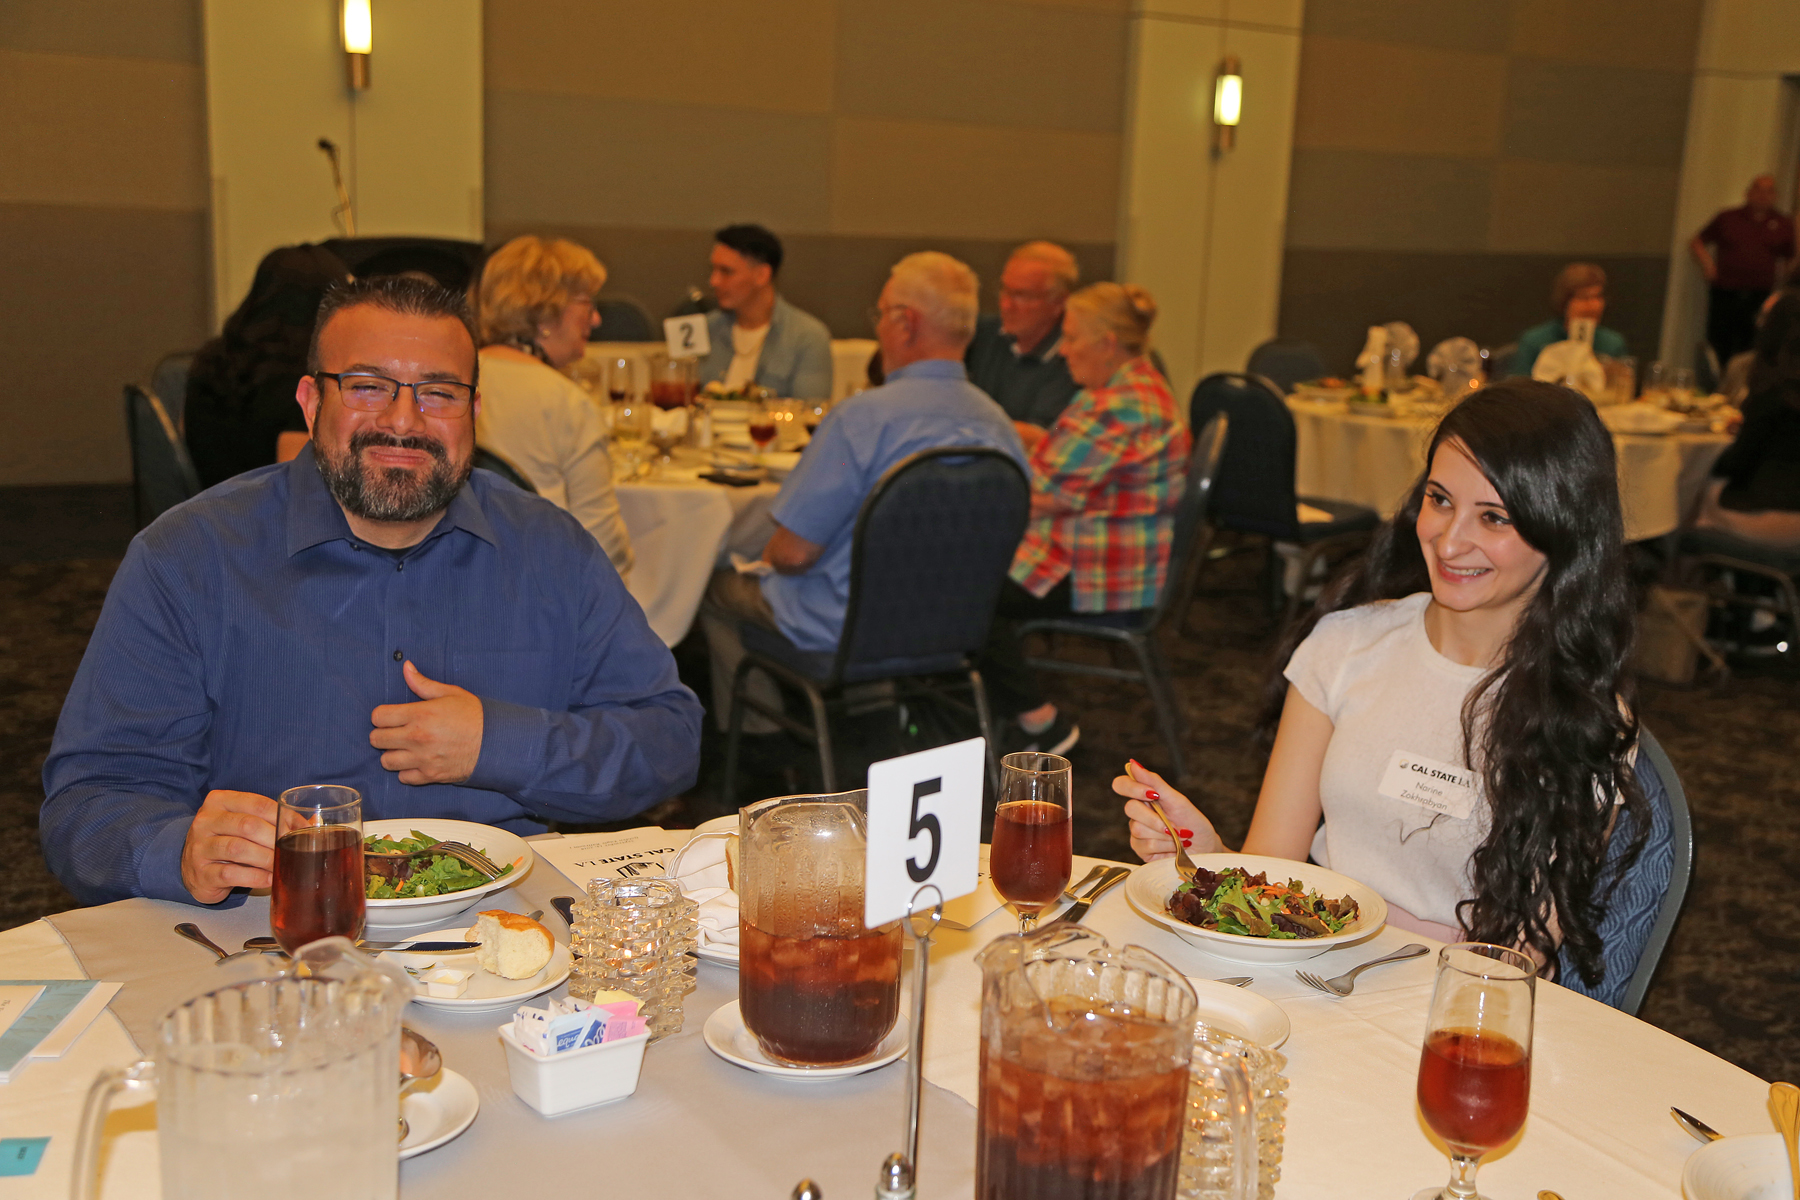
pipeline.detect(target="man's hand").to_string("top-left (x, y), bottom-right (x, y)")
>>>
top-left (764, 523), bottom-right (825, 576)
top-left (181, 789), bottom-right (278, 903)
top-left (370, 661), bottom-right (484, 785)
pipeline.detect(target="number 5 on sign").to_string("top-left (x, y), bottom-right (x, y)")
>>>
top-left (864, 738), bottom-right (984, 927)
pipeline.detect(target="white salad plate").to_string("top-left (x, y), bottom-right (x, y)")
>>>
top-left (1183, 978), bottom-right (1291, 1049)
top-left (379, 922), bottom-right (571, 1011)
top-left (364, 818), bottom-right (534, 932)
top-left (1682, 1133), bottom-right (1790, 1200)
top-left (1125, 854), bottom-right (1386, 964)
top-left (399, 1068), bottom-right (479, 1159)
top-left (703, 1000), bottom-right (908, 1080)
top-left (687, 815), bottom-right (740, 966)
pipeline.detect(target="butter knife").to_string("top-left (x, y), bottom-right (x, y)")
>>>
top-left (1058, 866), bottom-right (1130, 925)
top-left (242, 936), bottom-right (480, 953)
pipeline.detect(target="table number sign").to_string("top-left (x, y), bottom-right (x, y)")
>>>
top-left (663, 314), bottom-right (709, 360)
top-left (864, 738), bottom-right (984, 927)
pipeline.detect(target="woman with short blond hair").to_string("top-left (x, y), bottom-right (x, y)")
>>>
top-left (472, 236), bottom-right (632, 579)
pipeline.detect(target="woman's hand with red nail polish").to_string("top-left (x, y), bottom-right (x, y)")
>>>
top-left (1115, 760), bottom-right (1221, 861)
top-left (1145, 789), bottom-right (1160, 801)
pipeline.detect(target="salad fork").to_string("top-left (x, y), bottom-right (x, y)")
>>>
top-left (1295, 943), bottom-right (1430, 997)
top-left (366, 838), bottom-right (503, 880)
top-left (1142, 799), bottom-right (1198, 883)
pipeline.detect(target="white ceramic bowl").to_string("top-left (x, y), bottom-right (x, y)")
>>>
top-left (1683, 1133), bottom-right (1791, 1200)
top-left (363, 818), bottom-right (534, 932)
top-left (1124, 854), bottom-right (1386, 964)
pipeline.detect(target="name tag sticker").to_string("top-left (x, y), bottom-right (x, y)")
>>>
top-left (663, 314), bottom-right (709, 359)
top-left (0, 1138), bottom-right (49, 1177)
top-left (1377, 750), bottom-right (1477, 821)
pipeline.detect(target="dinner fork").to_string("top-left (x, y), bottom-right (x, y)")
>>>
top-left (366, 839), bottom-right (503, 880)
top-left (1295, 943), bottom-right (1430, 997)
top-left (1142, 798), bottom-right (1198, 883)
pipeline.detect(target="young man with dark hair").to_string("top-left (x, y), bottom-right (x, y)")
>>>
top-left (699, 223), bottom-right (833, 399)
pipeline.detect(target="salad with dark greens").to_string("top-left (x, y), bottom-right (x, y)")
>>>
top-left (364, 830), bottom-right (512, 900)
top-left (1168, 866), bottom-right (1359, 939)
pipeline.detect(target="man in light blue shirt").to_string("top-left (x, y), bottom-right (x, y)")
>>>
top-left (700, 252), bottom-right (1025, 728)
top-left (697, 224), bottom-right (833, 399)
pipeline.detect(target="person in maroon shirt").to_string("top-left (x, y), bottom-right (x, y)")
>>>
top-left (1691, 174), bottom-right (1796, 363)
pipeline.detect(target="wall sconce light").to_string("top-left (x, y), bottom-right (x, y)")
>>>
top-left (342, 0), bottom-right (372, 91)
top-left (1213, 54), bottom-right (1242, 152)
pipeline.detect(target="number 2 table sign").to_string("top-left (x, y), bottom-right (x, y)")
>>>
top-left (662, 314), bottom-right (709, 360)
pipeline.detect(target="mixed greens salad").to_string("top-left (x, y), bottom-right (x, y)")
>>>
top-left (364, 830), bottom-right (512, 900)
top-left (1167, 866), bottom-right (1359, 939)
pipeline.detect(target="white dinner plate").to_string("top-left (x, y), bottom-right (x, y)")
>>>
top-left (703, 1000), bottom-right (908, 1080)
top-left (686, 816), bottom-right (740, 965)
top-left (1183, 978), bottom-right (1291, 1049)
top-left (364, 818), bottom-right (534, 932)
top-left (399, 1067), bottom-right (479, 1159)
top-left (1125, 855), bottom-right (1386, 964)
top-left (1682, 1133), bottom-right (1788, 1200)
top-left (380, 922), bottom-right (572, 1011)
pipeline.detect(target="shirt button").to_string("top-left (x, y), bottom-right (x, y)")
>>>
top-left (393, 650), bottom-right (403, 662)
top-left (396, 561), bottom-right (404, 572)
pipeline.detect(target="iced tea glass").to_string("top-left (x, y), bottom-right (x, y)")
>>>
top-left (1412, 943), bottom-right (1536, 1200)
top-left (990, 752), bottom-right (1073, 933)
top-left (271, 785), bottom-right (363, 955)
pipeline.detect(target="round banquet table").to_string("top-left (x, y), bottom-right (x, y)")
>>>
top-left (582, 340), bottom-right (877, 402)
top-left (1288, 398), bottom-right (1732, 543)
top-left (1, 835), bottom-right (1774, 1200)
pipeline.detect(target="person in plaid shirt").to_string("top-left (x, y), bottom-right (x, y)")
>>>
top-left (983, 282), bottom-right (1190, 755)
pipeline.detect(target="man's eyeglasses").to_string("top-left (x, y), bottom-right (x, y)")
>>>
top-left (316, 372), bottom-right (474, 417)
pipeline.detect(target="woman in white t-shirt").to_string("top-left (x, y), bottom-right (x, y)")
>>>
top-left (470, 236), bottom-right (633, 580)
top-left (1118, 380), bottom-right (1650, 992)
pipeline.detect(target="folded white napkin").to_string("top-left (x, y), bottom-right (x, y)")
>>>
top-left (665, 832), bottom-right (739, 948)
top-left (1532, 340), bottom-right (1608, 401)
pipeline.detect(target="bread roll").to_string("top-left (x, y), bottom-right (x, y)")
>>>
top-left (469, 910), bottom-right (554, 980)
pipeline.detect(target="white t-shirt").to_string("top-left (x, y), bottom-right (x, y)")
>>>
top-left (1284, 593), bottom-right (1490, 931)
top-left (723, 322), bottom-right (770, 390)
top-left (474, 355), bottom-right (634, 580)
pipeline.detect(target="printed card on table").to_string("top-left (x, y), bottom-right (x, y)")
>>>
top-left (534, 827), bottom-right (697, 893)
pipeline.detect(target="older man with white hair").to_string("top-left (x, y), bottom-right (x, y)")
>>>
top-left (965, 241), bottom-right (1081, 435)
top-left (699, 251), bottom-right (1026, 733)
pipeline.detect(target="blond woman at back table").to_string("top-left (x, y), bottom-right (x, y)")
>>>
top-left (470, 236), bottom-right (633, 579)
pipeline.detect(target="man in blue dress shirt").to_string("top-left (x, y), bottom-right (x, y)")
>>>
top-left (699, 252), bottom-right (1026, 729)
top-left (42, 276), bottom-right (702, 906)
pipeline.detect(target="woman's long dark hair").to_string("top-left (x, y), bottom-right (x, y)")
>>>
top-left (1259, 379), bottom-right (1646, 984)
top-left (187, 244), bottom-right (350, 412)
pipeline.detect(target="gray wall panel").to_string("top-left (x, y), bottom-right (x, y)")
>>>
top-left (1303, 0), bottom-right (1512, 53)
top-left (1286, 149), bottom-right (1494, 252)
top-left (1502, 58), bottom-right (1693, 169)
top-left (0, 0), bottom-right (200, 63)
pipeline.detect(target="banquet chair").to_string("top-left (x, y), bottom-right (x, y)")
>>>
top-left (721, 447), bottom-right (1030, 803)
top-left (1245, 339), bottom-right (1326, 395)
top-left (472, 447), bottom-right (538, 494)
top-left (150, 350), bottom-right (195, 435)
top-left (592, 296), bottom-right (658, 342)
top-left (1014, 414), bottom-right (1228, 784)
top-left (1674, 527), bottom-right (1800, 664)
top-left (1188, 373), bottom-right (1379, 628)
top-left (124, 384), bottom-right (201, 530)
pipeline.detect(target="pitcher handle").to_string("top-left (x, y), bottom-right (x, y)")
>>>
top-left (70, 1059), bottom-right (154, 1200)
top-left (1193, 1044), bottom-right (1258, 1200)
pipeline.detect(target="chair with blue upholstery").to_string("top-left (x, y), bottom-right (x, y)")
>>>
top-left (1015, 414), bottom-right (1227, 783)
top-left (150, 351), bottom-right (195, 435)
top-left (721, 447), bottom-right (1030, 803)
top-left (1245, 339), bottom-right (1327, 395)
top-left (472, 447), bottom-right (538, 494)
top-left (591, 296), bottom-right (659, 342)
top-left (125, 384), bottom-right (201, 530)
top-left (1189, 372), bottom-right (1380, 628)
top-left (1556, 725), bottom-right (1694, 1015)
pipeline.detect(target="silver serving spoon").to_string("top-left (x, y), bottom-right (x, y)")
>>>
top-left (397, 1027), bottom-right (443, 1143)
top-left (174, 922), bottom-right (231, 960)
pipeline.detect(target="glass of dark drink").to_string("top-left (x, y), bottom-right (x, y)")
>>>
top-left (606, 355), bottom-right (634, 405)
top-left (1412, 943), bottom-right (1536, 1200)
top-left (270, 784), bottom-right (365, 955)
top-left (990, 751), bottom-right (1073, 933)
top-left (748, 399), bottom-right (779, 458)
top-left (738, 789), bottom-right (903, 1067)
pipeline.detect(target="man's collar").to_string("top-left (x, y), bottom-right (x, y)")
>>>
top-left (1005, 323), bottom-right (1064, 361)
top-left (886, 358), bottom-right (968, 382)
top-left (285, 444), bottom-right (499, 557)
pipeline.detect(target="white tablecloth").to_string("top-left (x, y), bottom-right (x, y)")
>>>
top-left (1, 849), bottom-right (1772, 1200)
top-left (1288, 399), bottom-right (1732, 542)
top-left (583, 339), bottom-right (876, 402)
top-left (617, 465), bottom-right (779, 646)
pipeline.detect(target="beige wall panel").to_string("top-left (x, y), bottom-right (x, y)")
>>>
top-left (836, 0), bottom-right (1126, 133)
top-left (1303, 0), bottom-right (1507, 53)
top-left (1293, 37), bottom-right (1505, 156)
top-left (0, 0), bottom-right (200, 63)
top-left (1130, 0), bottom-right (1302, 26)
top-left (1501, 59), bottom-right (1692, 170)
top-left (1509, 0), bottom-right (1705, 72)
top-left (1489, 159), bottom-right (1679, 255)
top-left (829, 117), bottom-right (1120, 241)
top-left (0, 50), bottom-right (205, 211)
top-left (485, 0), bottom-right (835, 116)
top-left (489, 91), bottom-right (832, 232)
top-left (0, 203), bottom-right (210, 485)
top-left (1286, 148), bottom-right (1493, 251)
top-left (1014, 0), bottom-right (1131, 12)
top-left (1695, 0), bottom-right (1800, 73)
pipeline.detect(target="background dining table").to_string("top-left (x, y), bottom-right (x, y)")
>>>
top-left (1288, 397), bottom-right (1733, 543)
top-left (0, 837), bottom-right (1776, 1199)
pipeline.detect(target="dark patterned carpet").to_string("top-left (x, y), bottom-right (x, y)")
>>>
top-left (2, 537), bottom-right (1795, 1082)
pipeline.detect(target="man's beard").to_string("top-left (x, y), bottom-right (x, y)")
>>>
top-left (314, 428), bottom-right (471, 523)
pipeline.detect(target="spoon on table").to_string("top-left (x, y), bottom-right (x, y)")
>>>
top-left (173, 922), bottom-right (232, 960)
top-left (1771, 1081), bottom-right (1800, 1200)
top-left (397, 1026), bottom-right (443, 1143)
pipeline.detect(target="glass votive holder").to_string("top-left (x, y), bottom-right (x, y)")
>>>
top-left (1180, 1023), bottom-right (1288, 1200)
top-left (568, 878), bottom-right (696, 1041)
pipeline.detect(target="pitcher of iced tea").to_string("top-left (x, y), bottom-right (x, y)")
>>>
top-left (738, 789), bottom-right (903, 1067)
top-left (975, 926), bottom-right (1255, 1200)
top-left (70, 938), bottom-right (412, 1200)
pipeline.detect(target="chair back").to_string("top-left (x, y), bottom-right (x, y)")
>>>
top-left (1188, 372), bottom-right (1299, 539)
top-left (1245, 340), bottom-right (1325, 395)
top-left (472, 446), bottom-right (538, 493)
top-left (151, 351), bottom-right (195, 434)
top-left (592, 296), bottom-right (658, 342)
top-left (124, 384), bottom-right (201, 529)
top-left (1150, 413), bottom-right (1228, 630)
top-left (834, 448), bottom-right (1030, 682)
top-left (1619, 726), bottom-right (1694, 1015)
